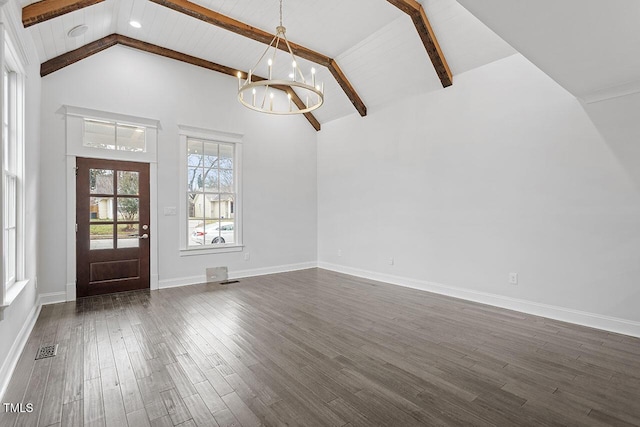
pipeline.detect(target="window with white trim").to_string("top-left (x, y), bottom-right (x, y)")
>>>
top-left (83, 119), bottom-right (147, 152)
top-left (1, 31), bottom-right (25, 301)
top-left (179, 126), bottom-right (242, 253)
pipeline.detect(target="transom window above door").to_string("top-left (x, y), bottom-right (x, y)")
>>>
top-left (84, 119), bottom-right (147, 152)
top-left (64, 106), bottom-right (159, 164)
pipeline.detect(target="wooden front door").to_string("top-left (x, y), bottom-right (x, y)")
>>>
top-left (76, 158), bottom-right (150, 297)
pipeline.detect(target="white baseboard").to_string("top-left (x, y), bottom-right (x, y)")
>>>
top-left (158, 262), bottom-right (318, 290)
top-left (158, 275), bottom-right (206, 289)
top-left (0, 302), bottom-right (41, 402)
top-left (231, 262), bottom-right (317, 279)
top-left (318, 262), bottom-right (640, 338)
top-left (38, 292), bottom-right (67, 306)
top-left (65, 282), bottom-right (75, 301)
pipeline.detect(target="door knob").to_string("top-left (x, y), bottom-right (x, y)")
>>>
top-left (139, 234), bottom-right (149, 239)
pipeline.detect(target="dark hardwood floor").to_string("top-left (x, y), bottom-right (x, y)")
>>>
top-left (2, 268), bottom-right (640, 426)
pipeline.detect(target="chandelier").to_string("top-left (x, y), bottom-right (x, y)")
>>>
top-left (237, 0), bottom-right (324, 115)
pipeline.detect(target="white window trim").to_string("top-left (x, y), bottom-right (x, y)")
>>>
top-left (64, 105), bottom-right (159, 163)
top-left (178, 125), bottom-right (243, 255)
top-left (64, 107), bottom-right (161, 300)
top-left (0, 24), bottom-right (27, 316)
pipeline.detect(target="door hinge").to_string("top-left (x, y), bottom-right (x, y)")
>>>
top-left (75, 223), bottom-right (78, 233)
top-left (74, 166), bottom-right (78, 176)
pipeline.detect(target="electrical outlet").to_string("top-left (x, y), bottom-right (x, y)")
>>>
top-left (389, 257), bottom-right (394, 266)
top-left (509, 272), bottom-right (518, 285)
top-left (244, 253), bottom-right (250, 261)
top-left (338, 249), bottom-right (342, 257)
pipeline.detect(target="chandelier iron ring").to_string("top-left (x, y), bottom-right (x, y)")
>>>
top-left (238, 80), bottom-right (324, 115)
top-left (236, 0), bottom-right (324, 115)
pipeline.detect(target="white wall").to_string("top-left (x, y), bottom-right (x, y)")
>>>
top-left (39, 45), bottom-right (317, 296)
top-left (318, 54), bottom-right (640, 328)
top-left (0, 0), bottom-right (41, 398)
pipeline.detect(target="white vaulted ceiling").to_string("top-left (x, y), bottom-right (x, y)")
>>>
top-left (23, 0), bottom-right (515, 125)
top-left (456, 0), bottom-right (640, 102)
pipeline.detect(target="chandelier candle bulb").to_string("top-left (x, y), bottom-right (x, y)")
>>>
top-left (237, 72), bottom-right (242, 89)
top-left (252, 88), bottom-right (256, 106)
top-left (312, 68), bottom-right (316, 86)
top-left (267, 59), bottom-right (272, 79)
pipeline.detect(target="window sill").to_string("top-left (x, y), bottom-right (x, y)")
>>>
top-left (1, 279), bottom-right (30, 319)
top-left (179, 245), bottom-right (244, 257)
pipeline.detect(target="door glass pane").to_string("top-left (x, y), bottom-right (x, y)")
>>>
top-left (84, 120), bottom-right (116, 149)
top-left (90, 197), bottom-right (114, 221)
top-left (117, 171), bottom-right (139, 195)
top-left (118, 224), bottom-right (139, 248)
top-left (117, 124), bottom-right (146, 152)
top-left (90, 169), bottom-right (114, 194)
top-left (117, 198), bottom-right (139, 221)
top-left (90, 224), bottom-right (113, 250)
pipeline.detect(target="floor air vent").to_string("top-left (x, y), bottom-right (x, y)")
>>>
top-left (35, 344), bottom-right (58, 360)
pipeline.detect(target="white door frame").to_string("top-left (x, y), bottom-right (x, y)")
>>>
top-left (64, 106), bottom-right (160, 301)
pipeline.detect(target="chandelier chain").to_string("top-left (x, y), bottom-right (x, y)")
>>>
top-left (279, 0), bottom-right (283, 27)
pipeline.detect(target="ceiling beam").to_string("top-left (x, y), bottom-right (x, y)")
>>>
top-left (40, 33), bottom-right (118, 76)
top-left (40, 34), bottom-right (321, 131)
top-left (149, 0), bottom-right (367, 117)
top-left (22, 0), bottom-right (104, 28)
top-left (387, 0), bottom-right (452, 87)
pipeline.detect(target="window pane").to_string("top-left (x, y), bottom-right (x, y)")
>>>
top-left (90, 197), bottom-right (113, 221)
top-left (189, 220), bottom-right (206, 246)
top-left (117, 171), bottom-right (139, 195)
top-left (90, 169), bottom-right (114, 194)
top-left (84, 120), bottom-right (116, 150)
top-left (204, 169), bottom-right (219, 192)
top-left (187, 167), bottom-right (204, 192)
top-left (187, 140), bottom-right (203, 167)
top-left (118, 224), bottom-right (139, 248)
top-left (90, 224), bottom-right (113, 250)
top-left (203, 142), bottom-right (218, 168)
top-left (117, 124), bottom-right (145, 152)
top-left (219, 144), bottom-right (233, 169)
top-left (5, 228), bottom-right (16, 284)
top-left (220, 169), bottom-right (233, 193)
top-left (117, 198), bottom-right (139, 221)
top-left (5, 175), bottom-right (16, 227)
top-left (220, 195), bottom-right (235, 221)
